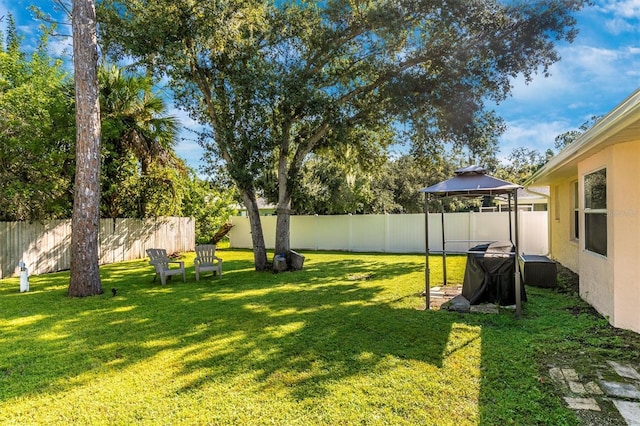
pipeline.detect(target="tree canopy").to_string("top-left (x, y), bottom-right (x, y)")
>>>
top-left (100, 0), bottom-right (587, 269)
top-left (0, 16), bottom-right (75, 221)
top-left (99, 64), bottom-right (182, 218)
top-left (554, 115), bottom-right (602, 151)
top-left (0, 16), bottom-right (232, 244)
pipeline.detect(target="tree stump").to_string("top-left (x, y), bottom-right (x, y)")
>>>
top-left (273, 254), bottom-right (288, 272)
top-left (289, 250), bottom-right (305, 271)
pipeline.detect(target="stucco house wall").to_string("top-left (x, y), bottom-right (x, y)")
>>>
top-left (549, 178), bottom-right (579, 272)
top-left (527, 88), bottom-right (640, 334)
top-left (577, 149), bottom-right (614, 324)
top-left (609, 141), bottom-right (640, 331)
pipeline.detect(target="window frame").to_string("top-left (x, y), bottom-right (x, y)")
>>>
top-left (583, 168), bottom-right (607, 257)
top-left (571, 180), bottom-right (579, 241)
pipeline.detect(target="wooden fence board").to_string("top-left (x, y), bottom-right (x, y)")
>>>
top-left (0, 217), bottom-right (194, 279)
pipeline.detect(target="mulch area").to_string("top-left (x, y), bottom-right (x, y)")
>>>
top-left (556, 263), bottom-right (580, 294)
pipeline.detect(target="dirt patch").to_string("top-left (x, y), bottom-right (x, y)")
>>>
top-left (566, 304), bottom-right (601, 317)
top-left (556, 263), bottom-right (579, 294)
top-left (347, 273), bottom-right (373, 281)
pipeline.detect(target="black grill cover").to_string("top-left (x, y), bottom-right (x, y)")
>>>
top-left (462, 243), bottom-right (527, 305)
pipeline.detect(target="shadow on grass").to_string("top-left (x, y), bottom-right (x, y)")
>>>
top-left (173, 288), bottom-right (458, 401)
top-left (0, 252), bottom-right (466, 406)
top-left (3, 251), bottom-right (606, 424)
top-left (7, 251), bottom-right (596, 425)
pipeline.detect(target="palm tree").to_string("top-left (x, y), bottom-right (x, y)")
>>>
top-left (98, 65), bottom-right (182, 218)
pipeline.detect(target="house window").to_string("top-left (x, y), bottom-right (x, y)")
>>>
top-left (571, 181), bottom-right (579, 240)
top-left (584, 169), bottom-right (607, 256)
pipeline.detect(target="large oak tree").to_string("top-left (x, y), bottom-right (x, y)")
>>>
top-left (100, 0), bottom-right (587, 270)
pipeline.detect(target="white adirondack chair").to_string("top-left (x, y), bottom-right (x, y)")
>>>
top-left (146, 248), bottom-right (186, 285)
top-left (194, 244), bottom-right (223, 280)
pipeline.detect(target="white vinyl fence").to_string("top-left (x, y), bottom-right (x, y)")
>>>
top-left (229, 212), bottom-right (548, 255)
top-left (0, 217), bottom-right (195, 279)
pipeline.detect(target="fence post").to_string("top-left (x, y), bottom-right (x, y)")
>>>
top-left (384, 213), bottom-right (390, 253)
top-left (315, 214), bottom-right (319, 251)
top-left (469, 211), bottom-right (474, 252)
top-left (348, 214), bottom-right (353, 252)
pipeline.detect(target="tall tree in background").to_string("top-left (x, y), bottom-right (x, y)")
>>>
top-left (0, 16), bottom-right (75, 221)
top-left (99, 0), bottom-right (587, 270)
top-left (0, 12), bottom-right (231, 242)
top-left (69, 0), bottom-right (103, 296)
top-left (494, 147), bottom-right (552, 185)
top-left (554, 115), bottom-right (602, 150)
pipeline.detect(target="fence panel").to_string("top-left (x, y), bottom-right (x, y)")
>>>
top-left (439, 212), bottom-right (472, 253)
top-left (290, 216), bottom-right (318, 250)
top-left (229, 212), bottom-right (548, 255)
top-left (464, 212), bottom-right (512, 252)
top-left (386, 214), bottom-right (424, 253)
top-left (315, 215), bottom-right (350, 251)
top-left (518, 211), bottom-right (548, 255)
top-left (261, 216), bottom-right (277, 250)
top-left (0, 217), bottom-right (194, 279)
top-left (350, 215), bottom-right (386, 252)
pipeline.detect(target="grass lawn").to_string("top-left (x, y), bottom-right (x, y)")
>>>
top-left (1, 249), bottom-right (639, 425)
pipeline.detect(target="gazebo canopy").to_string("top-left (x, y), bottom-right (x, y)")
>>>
top-left (419, 165), bottom-right (522, 196)
top-left (419, 165), bottom-right (523, 317)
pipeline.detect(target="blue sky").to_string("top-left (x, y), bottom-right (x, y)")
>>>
top-left (2, 0), bottom-right (639, 170)
top-left (493, 1), bottom-right (640, 159)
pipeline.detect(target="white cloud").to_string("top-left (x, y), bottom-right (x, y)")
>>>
top-left (507, 63), bottom-right (572, 101)
top-left (600, 0), bottom-right (640, 19)
top-left (170, 106), bottom-right (199, 129)
top-left (175, 128), bottom-right (207, 175)
top-left (498, 120), bottom-right (573, 160)
top-left (560, 45), bottom-right (621, 84)
top-left (605, 18), bottom-right (637, 35)
top-left (0, 1), bottom-right (72, 58)
top-left (0, 1), bottom-right (19, 32)
top-left (176, 136), bottom-right (204, 162)
top-left (48, 36), bottom-right (72, 58)
top-left (495, 37), bottom-right (639, 158)
top-left (501, 41), bottom-right (639, 116)
top-left (594, 0), bottom-right (640, 37)
top-left (168, 104), bottom-right (209, 171)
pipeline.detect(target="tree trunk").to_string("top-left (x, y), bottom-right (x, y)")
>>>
top-left (68, 0), bottom-right (103, 297)
top-left (274, 137), bottom-right (296, 272)
top-left (275, 200), bottom-right (291, 258)
top-left (275, 140), bottom-right (293, 260)
top-left (241, 190), bottom-right (268, 271)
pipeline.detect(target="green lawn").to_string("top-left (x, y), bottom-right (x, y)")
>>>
top-left (0, 250), bottom-right (637, 425)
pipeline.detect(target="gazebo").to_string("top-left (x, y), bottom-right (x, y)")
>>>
top-left (419, 165), bottom-right (524, 317)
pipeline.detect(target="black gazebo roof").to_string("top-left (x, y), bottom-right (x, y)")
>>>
top-left (419, 165), bottom-right (522, 197)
